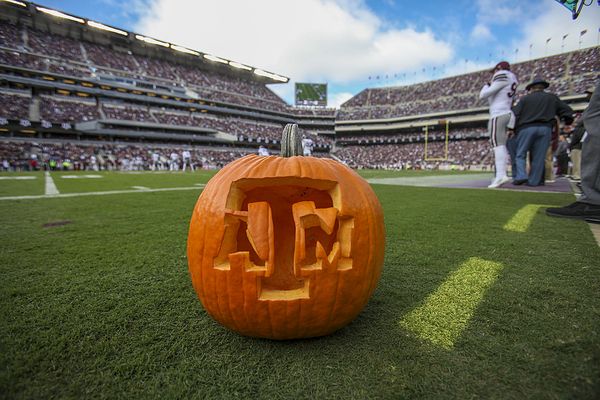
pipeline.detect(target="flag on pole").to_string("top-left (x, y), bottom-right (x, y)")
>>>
top-left (546, 37), bottom-right (552, 43)
top-left (562, 34), bottom-right (569, 40)
top-left (580, 29), bottom-right (588, 36)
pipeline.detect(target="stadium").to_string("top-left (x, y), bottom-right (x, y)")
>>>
top-left (1, 0), bottom-right (599, 398)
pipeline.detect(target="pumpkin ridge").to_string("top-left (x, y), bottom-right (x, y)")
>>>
top-left (187, 210), bottom-right (205, 310)
top-left (323, 160), bottom-right (347, 329)
top-left (358, 173), bottom-right (376, 303)
top-left (224, 262), bottom-right (242, 334)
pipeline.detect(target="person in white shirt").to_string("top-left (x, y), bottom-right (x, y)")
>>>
top-left (301, 135), bottom-right (314, 156)
top-left (151, 151), bottom-right (160, 171)
top-left (479, 61), bottom-right (518, 188)
top-left (182, 149), bottom-right (194, 171)
top-left (90, 155), bottom-right (98, 171)
top-left (169, 151), bottom-right (179, 171)
top-left (258, 145), bottom-right (270, 156)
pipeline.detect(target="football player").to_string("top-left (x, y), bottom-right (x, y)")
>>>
top-left (479, 61), bottom-right (519, 188)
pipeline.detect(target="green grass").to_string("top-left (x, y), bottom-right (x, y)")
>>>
top-left (51, 170), bottom-right (217, 194)
top-left (354, 169), bottom-right (485, 179)
top-left (1, 170), bottom-right (599, 399)
top-left (0, 171), bottom-right (44, 196)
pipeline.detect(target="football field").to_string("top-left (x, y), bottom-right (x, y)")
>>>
top-left (1, 169), bottom-right (599, 399)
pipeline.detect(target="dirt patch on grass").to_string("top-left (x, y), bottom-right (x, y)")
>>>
top-left (42, 220), bottom-right (72, 228)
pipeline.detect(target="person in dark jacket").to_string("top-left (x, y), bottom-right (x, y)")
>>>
top-left (547, 82), bottom-right (600, 221)
top-left (569, 116), bottom-right (585, 180)
top-left (554, 134), bottom-right (570, 176)
top-left (568, 89), bottom-right (594, 181)
top-left (511, 77), bottom-right (574, 186)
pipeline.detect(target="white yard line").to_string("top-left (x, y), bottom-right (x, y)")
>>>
top-left (0, 176), bottom-right (36, 180)
top-left (44, 171), bottom-right (60, 195)
top-left (131, 186), bottom-right (150, 190)
top-left (0, 185), bottom-right (204, 201)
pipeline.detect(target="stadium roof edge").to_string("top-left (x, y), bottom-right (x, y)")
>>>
top-left (0, 0), bottom-right (289, 84)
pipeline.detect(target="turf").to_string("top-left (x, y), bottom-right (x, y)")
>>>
top-left (51, 170), bottom-right (217, 194)
top-left (0, 172), bottom-right (44, 196)
top-left (1, 170), bottom-right (599, 399)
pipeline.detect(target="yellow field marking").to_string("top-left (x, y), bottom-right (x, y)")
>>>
top-left (400, 257), bottom-right (504, 349)
top-left (503, 204), bottom-right (552, 233)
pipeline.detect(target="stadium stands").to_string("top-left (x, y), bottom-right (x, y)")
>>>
top-left (0, 139), bottom-right (335, 171)
top-left (0, 1), bottom-right (597, 172)
top-left (338, 47), bottom-right (599, 121)
top-left (0, 92), bottom-right (31, 120)
top-left (40, 96), bottom-right (99, 123)
top-left (335, 140), bottom-right (493, 170)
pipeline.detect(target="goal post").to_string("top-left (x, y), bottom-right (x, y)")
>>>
top-left (424, 120), bottom-right (450, 161)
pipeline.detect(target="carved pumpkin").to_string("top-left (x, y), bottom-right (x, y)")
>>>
top-left (187, 124), bottom-right (385, 339)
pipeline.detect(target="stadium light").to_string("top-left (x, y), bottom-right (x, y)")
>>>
top-left (203, 54), bottom-right (229, 64)
top-left (253, 69), bottom-right (288, 82)
top-left (87, 20), bottom-right (128, 36)
top-left (135, 34), bottom-right (169, 48)
top-left (36, 7), bottom-right (85, 24)
top-left (229, 61), bottom-right (252, 71)
top-left (171, 44), bottom-right (200, 56)
top-left (1, 0), bottom-right (27, 7)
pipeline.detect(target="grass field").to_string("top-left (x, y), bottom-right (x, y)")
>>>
top-left (1, 169), bottom-right (599, 399)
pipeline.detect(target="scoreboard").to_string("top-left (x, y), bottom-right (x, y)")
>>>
top-left (295, 83), bottom-right (327, 106)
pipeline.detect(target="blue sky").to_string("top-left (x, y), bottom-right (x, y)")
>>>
top-left (35, 0), bottom-right (600, 107)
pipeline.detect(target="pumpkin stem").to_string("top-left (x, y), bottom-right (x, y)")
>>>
top-left (281, 124), bottom-right (303, 157)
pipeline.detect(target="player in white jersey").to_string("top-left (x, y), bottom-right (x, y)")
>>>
top-left (182, 149), bottom-right (194, 172)
top-left (151, 151), bottom-right (160, 171)
top-left (301, 136), bottom-right (314, 156)
top-left (479, 61), bottom-right (518, 188)
top-left (169, 151), bottom-right (179, 171)
top-left (258, 145), bottom-right (270, 156)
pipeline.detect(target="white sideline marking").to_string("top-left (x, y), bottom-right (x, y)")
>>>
top-left (0, 185), bottom-right (204, 201)
top-left (61, 175), bottom-right (103, 179)
top-left (44, 171), bottom-right (59, 196)
top-left (132, 186), bottom-right (150, 190)
top-left (0, 176), bottom-right (36, 180)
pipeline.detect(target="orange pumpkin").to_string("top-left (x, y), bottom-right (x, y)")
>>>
top-left (187, 124), bottom-right (385, 339)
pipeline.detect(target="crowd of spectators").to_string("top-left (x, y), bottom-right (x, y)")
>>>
top-left (0, 140), bottom-right (256, 171)
top-left (0, 20), bottom-right (21, 47)
top-left (102, 103), bottom-right (155, 123)
top-left (339, 47), bottom-right (599, 121)
top-left (1, 19), bottom-right (596, 173)
top-left (84, 42), bottom-right (139, 74)
top-left (336, 127), bottom-right (488, 145)
top-left (141, 108), bottom-right (334, 147)
top-left (338, 94), bottom-right (485, 120)
top-left (3, 20), bottom-right (596, 123)
top-left (39, 95), bottom-right (99, 123)
top-left (27, 27), bottom-right (83, 61)
top-left (0, 139), bottom-right (336, 172)
top-left (334, 139), bottom-right (493, 170)
top-left (0, 89), bottom-right (333, 147)
top-left (290, 107), bottom-right (337, 117)
top-left (0, 91), bottom-right (31, 120)
top-left (1, 22), bottom-right (290, 113)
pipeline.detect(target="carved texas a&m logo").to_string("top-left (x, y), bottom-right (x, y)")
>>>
top-left (213, 178), bottom-right (354, 301)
